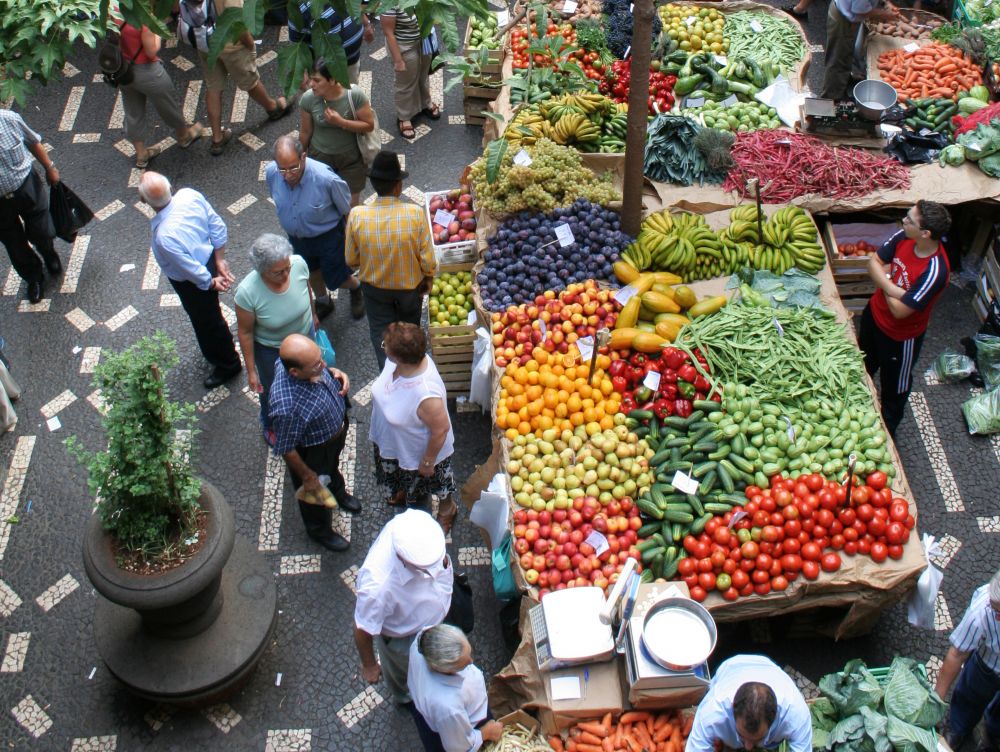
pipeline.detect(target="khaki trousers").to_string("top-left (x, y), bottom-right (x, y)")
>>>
top-left (392, 41), bottom-right (432, 121)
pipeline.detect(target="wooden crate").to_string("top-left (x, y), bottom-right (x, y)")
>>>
top-left (463, 98), bottom-right (495, 125)
top-left (462, 15), bottom-right (505, 74)
top-left (429, 262), bottom-right (477, 398)
top-left (463, 79), bottom-right (503, 101)
top-left (820, 220), bottom-right (896, 311)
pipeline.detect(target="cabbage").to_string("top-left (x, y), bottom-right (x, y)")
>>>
top-left (818, 659), bottom-right (884, 717)
top-left (883, 657), bottom-right (947, 729)
top-left (978, 153), bottom-right (1000, 178)
top-left (886, 716), bottom-right (938, 752)
top-left (939, 144), bottom-right (966, 167)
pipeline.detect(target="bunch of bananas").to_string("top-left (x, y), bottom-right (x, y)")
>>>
top-left (502, 95), bottom-right (627, 153)
top-left (718, 205), bottom-right (826, 275)
top-left (620, 210), bottom-right (725, 281)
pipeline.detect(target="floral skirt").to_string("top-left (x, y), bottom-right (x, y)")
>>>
top-left (373, 443), bottom-right (457, 504)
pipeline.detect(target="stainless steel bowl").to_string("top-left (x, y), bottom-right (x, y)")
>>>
top-left (853, 79), bottom-right (898, 121)
top-left (640, 596), bottom-right (718, 671)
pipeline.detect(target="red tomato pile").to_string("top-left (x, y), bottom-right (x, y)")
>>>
top-left (512, 496), bottom-right (645, 599)
top-left (676, 472), bottom-right (915, 602)
top-left (600, 59), bottom-right (677, 115)
top-left (567, 48), bottom-right (608, 81)
top-left (837, 240), bottom-right (878, 258)
top-left (511, 23), bottom-right (577, 70)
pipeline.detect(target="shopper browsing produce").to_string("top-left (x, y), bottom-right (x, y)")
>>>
top-left (687, 655), bottom-right (812, 752)
top-left (821, 0), bottom-right (899, 101)
top-left (935, 568), bottom-right (1000, 752)
top-left (859, 201), bottom-right (951, 437)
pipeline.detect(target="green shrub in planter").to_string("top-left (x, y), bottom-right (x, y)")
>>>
top-left (67, 333), bottom-right (201, 561)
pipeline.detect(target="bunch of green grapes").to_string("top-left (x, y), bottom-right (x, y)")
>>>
top-left (469, 138), bottom-right (621, 216)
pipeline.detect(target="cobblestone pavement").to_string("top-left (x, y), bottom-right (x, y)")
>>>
top-left (0, 6), bottom-right (998, 751)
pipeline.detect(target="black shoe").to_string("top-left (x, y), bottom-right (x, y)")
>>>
top-left (349, 287), bottom-right (365, 319)
top-left (311, 532), bottom-right (349, 552)
top-left (45, 255), bottom-right (62, 276)
top-left (315, 298), bottom-right (335, 319)
top-left (336, 492), bottom-right (362, 514)
top-left (26, 279), bottom-right (43, 304)
top-left (203, 365), bottom-right (242, 389)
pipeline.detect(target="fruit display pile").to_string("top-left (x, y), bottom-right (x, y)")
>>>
top-left (429, 270), bottom-right (473, 328)
top-left (427, 188), bottom-right (476, 247)
top-left (501, 93), bottom-right (629, 153)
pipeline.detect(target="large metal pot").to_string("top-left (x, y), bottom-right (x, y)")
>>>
top-left (853, 79), bottom-right (898, 121)
top-left (640, 596), bottom-right (717, 671)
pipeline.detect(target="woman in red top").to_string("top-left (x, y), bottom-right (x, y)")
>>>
top-left (116, 21), bottom-right (205, 168)
top-left (859, 200), bottom-right (952, 436)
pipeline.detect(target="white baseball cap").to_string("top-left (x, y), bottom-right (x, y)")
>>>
top-left (392, 509), bottom-right (446, 569)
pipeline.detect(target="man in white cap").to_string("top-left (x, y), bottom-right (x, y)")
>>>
top-left (354, 508), bottom-right (454, 704)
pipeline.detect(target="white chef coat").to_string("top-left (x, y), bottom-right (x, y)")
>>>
top-left (408, 639), bottom-right (489, 752)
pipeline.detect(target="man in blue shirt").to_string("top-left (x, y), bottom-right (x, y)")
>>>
top-left (687, 655), bottom-right (812, 752)
top-left (139, 171), bottom-right (242, 389)
top-left (265, 135), bottom-right (364, 319)
top-left (821, 0), bottom-right (898, 100)
top-left (270, 333), bottom-right (360, 551)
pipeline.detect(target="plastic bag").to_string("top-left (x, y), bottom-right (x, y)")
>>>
top-left (974, 333), bottom-right (1000, 389)
top-left (932, 350), bottom-right (975, 383)
top-left (906, 534), bottom-right (943, 630)
top-left (468, 327), bottom-right (492, 412)
top-left (491, 532), bottom-right (519, 602)
top-left (49, 181), bottom-right (94, 243)
top-left (962, 388), bottom-right (1000, 434)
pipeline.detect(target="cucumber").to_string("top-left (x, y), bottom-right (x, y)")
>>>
top-left (693, 460), bottom-right (718, 478)
top-left (637, 498), bottom-right (664, 520)
top-left (641, 544), bottom-right (664, 563)
top-left (699, 469), bottom-right (718, 495)
top-left (694, 399), bottom-right (718, 412)
top-left (717, 463), bottom-right (735, 493)
top-left (629, 409), bottom-right (654, 422)
top-left (687, 493), bottom-right (705, 516)
top-left (638, 521), bottom-right (662, 538)
top-left (665, 510), bottom-right (695, 524)
top-left (704, 501), bottom-right (738, 514)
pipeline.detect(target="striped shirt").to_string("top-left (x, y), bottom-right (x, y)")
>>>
top-left (345, 196), bottom-right (437, 290)
top-left (0, 110), bottom-right (40, 195)
top-left (951, 585), bottom-right (1000, 674)
top-left (287, 2), bottom-right (364, 64)
top-left (381, 8), bottom-right (421, 44)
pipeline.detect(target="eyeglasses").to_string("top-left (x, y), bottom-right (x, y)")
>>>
top-left (265, 264), bottom-right (291, 278)
top-left (901, 214), bottom-right (918, 227)
top-left (276, 161), bottom-right (304, 175)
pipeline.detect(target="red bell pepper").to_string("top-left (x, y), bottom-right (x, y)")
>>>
top-left (611, 375), bottom-right (629, 394)
top-left (630, 352), bottom-right (648, 368)
top-left (694, 375), bottom-right (711, 393)
top-left (678, 380), bottom-right (696, 400)
top-left (608, 359), bottom-right (628, 379)
top-left (663, 348), bottom-right (687, 371)
top-left (659, 367), bottom-right (678, 383)
top-left (674, 399), bottom-right (693, 418)
top-left (659, 383), bottom-right (678, 400)
top-left (620, 396), bottom-right (637, 414)
top-left (653, 398), bottom-right (674, 419)
top-left (678, 363), bottom-right (699, 384)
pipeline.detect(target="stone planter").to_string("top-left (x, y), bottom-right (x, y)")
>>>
top-left (83, 481), bottom-right (277, 706)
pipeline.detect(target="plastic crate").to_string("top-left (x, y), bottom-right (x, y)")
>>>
top-left (425, 189), bottom-right (477, 264)
top-left (952, 0), bottom-right (983, 27)
top-left (868, 663), bottom-right (928, 687)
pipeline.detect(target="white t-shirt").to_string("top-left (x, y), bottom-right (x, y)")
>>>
top-left (369, 357), bottom-right (455, 471)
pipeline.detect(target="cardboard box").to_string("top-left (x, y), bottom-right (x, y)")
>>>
top-left (537, 659), bottom-right (624, 734)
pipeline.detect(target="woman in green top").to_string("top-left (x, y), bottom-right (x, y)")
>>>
top-left (236, 233), bottom-right (318, 439)
top-left (299, 58), bottom-right (376, 206)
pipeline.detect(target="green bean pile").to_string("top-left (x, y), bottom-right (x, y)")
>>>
top-left (724, 11), bottom-right (806, 72)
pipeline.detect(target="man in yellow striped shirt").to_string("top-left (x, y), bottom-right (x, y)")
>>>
top-left (346, 151), bottom-right (437, 369)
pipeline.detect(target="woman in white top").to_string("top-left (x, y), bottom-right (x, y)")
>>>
top-left (370, 322), bottom-right (458, 532)
top-left (407, 624), bottom-right (503, 752)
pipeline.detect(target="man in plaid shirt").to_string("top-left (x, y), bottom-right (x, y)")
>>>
top-left (345, 151), bottom-right (437, 370)
top-left (270, 333), bottom-right (360, 552)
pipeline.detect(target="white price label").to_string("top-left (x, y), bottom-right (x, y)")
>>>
top-left (554, 223), bottom-right (576, 247)
top-left (539, 318), bottom-right (547, 337)
top-left (585, 530), bottom-right (609, 556)
top-left (685, 16), bottom-right (696, 26)
top-left (575, 335), bottom-right (595, 361)
top-left (773, 317), bottom-right (785, 337)
top-left (721, 94), bottom-right (739, 107)
top-left (513, 148), bottom-right (533, 166)
top-left (433, 209), bottom-right (455, 228)
top-left (563, 0), bottom-right (577, 12)
top-left (727, 509), bottom-right (749, 529)
top-left (614, 284), bottom-right (639, 306)
top-left (686, 96), bottom-right (705, 108)
top-left (783, 415), bottom-right (796, 442)
top-left (714, 54), bottom-right (728, 65)
top-left (903, 42), bottom-right (920, 52)
top-left (750, 19), bottom-right (764, 32)
top-left (629, 2), bottom-right (633, 11)
top-left (643, 370), bottom-right (661, 392)
top-left (496, 9), bottom-right (510, 25)
top-left (672, 470), bottom-right (700, 495)
top-left (623, 45), bottom-right (631, 59)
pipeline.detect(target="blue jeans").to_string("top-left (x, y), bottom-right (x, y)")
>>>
top-left (950, 652), bottom-right (1000, 743)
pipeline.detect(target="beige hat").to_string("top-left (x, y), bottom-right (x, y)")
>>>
top-left (393, 509), bottom-right (445, 569)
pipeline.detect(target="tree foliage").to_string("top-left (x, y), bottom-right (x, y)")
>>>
top-left (66, 334), bottom-right (201, 561)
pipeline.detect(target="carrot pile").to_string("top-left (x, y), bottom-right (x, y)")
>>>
top-left (722, 130), bottom-right (911, 202)
top-left (877, 42), bottom-right (982, 102)
top-left (548, 710), bottom-right (693, 752)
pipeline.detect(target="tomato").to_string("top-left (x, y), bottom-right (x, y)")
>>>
top-left (870, 541), bottom-right (888, 562)
top-left (760, 496), bottom-right (777, 513)
top-left (793, 481), bottom-right (810, 499)
top-left (802, 560), bottom-right (821, 580)
top-left (843, 527), bottom-right (859, 542)
top-left (830, 534), bottom-right (844, 550)
top-left (856, 504), bottom-right (875, 523)
top-left (704, 518), bottom-right (720, 536)
top-left (780, 553), bottom-right (802, 573)
top-left (722, 586), bottom-right (740, 601)
top-left (889, 500), bottom-right (909, 522)
top-left (818, 489), bottom-right (837, 510)
top-left (866, 471), bottom-right (887, 490)
top-left (783, 519), bottom-right (801, 538)
top-left (716, 573), bottom-right (732, 591)
top-left (710, 549), bottom-right (727, 570)
top-left (723, 558), bottom-right (737, 574)
top-left (888, 544), bottom-right (904, 560)
top-left (754, 581), bottom-right (772, 596)
top-left (682, 573), bottom-right (699, 589)
top-left (838, 507), bottom-right (857, 527)
top-left (885, 521), bottom-right (908, 545)
top-left (771, 575), bottom-right (789, 592)
top-left (857, 538), bottom-right (871, 555)
top-left (761, 525), bottom-right (783, 543)
top-left (731, 569), bottom-right (750, 589)
top-left (868, 517), bottom-right (887, 537)
top-left (697, 557), bottom-right (714, 574)
top-left (745, 485), bottom-right (763, 498)
top-left (821, 552), bottom-right (842, 573)
top-left (775, 489), bottom-right (793, 508)
top-left (740, 541), bottom-right (759, 559)
top-left (783, 537), bottom-right (801, 555)
top-left (698, 572), bottom-right (716, 590)
top-left (752, 511), bottom-right (771, 528)
top-left (690, 585), bottom-right (707, 602)
top-left (751, 569), bottom-right (771, 584)
top-left (805, 473), bottom-right (824, 492)
top-left (693, 541), bottom-right (710, 560)
top-left (713, 526), bottom-right (732, 546)
top-left (844, 540), bottom-right (859, 556)
top-left (755, 553), bottom-right (773, 571)
top-left (905, 514), bottom-right (916, 530)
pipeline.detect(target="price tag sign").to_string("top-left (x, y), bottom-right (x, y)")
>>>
top-left (623, 44), bottom-right (631, 59)
top-left (575, 335), bottom-right (594, 361)
top-left (433, 209), bottom-right (455, 228)
top-left (728, 509), bottom-right (749, 529)
top-left (685, 15), bottom-right (696, 26)
top-left (903, 42), bottom-right (920, 52)
top-left (750, 19), bottom-right (764, 32)
top-left (721, 94), bottom-right (739, 107)
top-left (643, 370), bottom-right (661, 392)
top-left (629, 2), bottom-right (633, 11)
top-left (686, 96), bottom-right (705, 108)
top-left (585, 530), bottom-right (610, 556)
top-left (614, 284), bottom-right (639, 306)
top-left (513, 148), bottom-right (533, 166)
top-left (714, 54), bottom-right (728, 65)
top-left (554, 223), bottom-right (576, 247)
top-left (563, 0), bottom-right (578, 12)
top-left (496, 9), bottom-right (510, 25)
top-left (782, 415), bottom-right (796, 442)
top-left (773, 317), bottom-right (785, 337)
top-left (672, 470), bottom-right (700, 495)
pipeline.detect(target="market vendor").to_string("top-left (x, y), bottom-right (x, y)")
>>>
top-left (686, 655), bottom-right (812, 752)
top-left (820, 0), bottom-right (899, 101)
top-left (935, 568), bottom-right (1000, 752)
top-left (859, 200), bottom-right (951, 436)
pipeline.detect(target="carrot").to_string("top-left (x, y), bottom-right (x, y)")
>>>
top-left (653, 715), bottom-right (670, 730)
top-left (613, 724), bottom-right (624, 748)
top-left (662, 742), bottom-right (678, 752)
top-left (576, 744), bottom-right (605, 752)
top-left (578, 722), bottom-right (610, 738)
top-left (602, 713), bottom-right (613, 730)
top-left (579, 731), bottom-right (604, 746)
top-left (623, 736), bottom-right (642, 752)
top-left (549, 737), bottom-right (566, 752)
top-left (602, 738), bottom-right (614, 752)
top-left (653, 723), bottom-right (675, 742)
top-left (634, 724), bottom-right (654, 750)
top-left (567, 739), bottom-right (578, 752)
top-left (682, 714), bottom-right (694, 737)
top-left (619, 712), bottom-right (651, 725)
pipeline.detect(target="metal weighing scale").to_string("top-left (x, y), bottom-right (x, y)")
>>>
top-left (802, 98), bottom-right (882, 138)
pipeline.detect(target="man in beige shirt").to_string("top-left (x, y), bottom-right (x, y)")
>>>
top-left (178, 0), bottom-right (293, 155)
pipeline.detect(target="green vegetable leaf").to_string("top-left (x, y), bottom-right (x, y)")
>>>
top-left (883, 657), bottom-right (947, 729)
top-left (886, 715), bottom-right (938, 752)
top-left (484, 138), bottom-right (509, 184)
top-left (241, 0), bottom-right (265, 36)
top-left (277, 41), bottom-right (316, 98)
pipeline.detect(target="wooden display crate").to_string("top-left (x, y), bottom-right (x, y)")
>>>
top-left (463, 97), bottom-right (497, 125)
top-left (429, 262), bottom-right (477, 398)
top-left (821, 221), bottom-right (897, 312)
top-left (462, 13), bottom-right (506, 74)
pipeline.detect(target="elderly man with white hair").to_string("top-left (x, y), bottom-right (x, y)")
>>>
top-left (937, 569), bottom-right (1000, 752)
top-left (354, 508), bottom-right (453, 705)
top-left (139, 171), bottom-right (242, 389)
top-left (407, 624), bottom-right (503, 752)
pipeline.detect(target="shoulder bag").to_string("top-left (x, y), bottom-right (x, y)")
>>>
top-left (346, 85), bottom-right (381, 167)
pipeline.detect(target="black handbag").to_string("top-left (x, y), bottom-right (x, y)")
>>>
top-left (444, 570), bottom-right (475, 634)
top-left (49, 181), bottom-right (94, 243)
